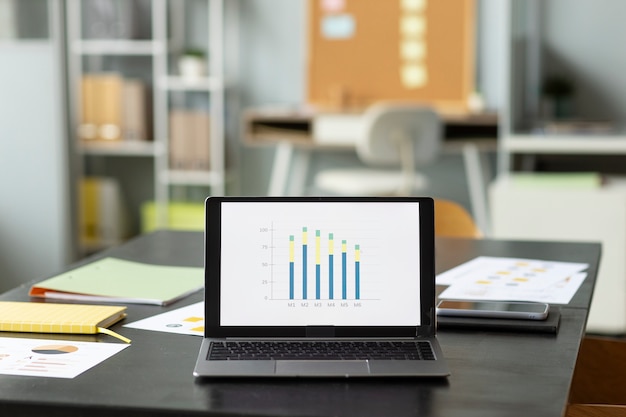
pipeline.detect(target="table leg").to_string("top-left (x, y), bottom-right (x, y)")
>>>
top-left (268, 142), bottom-right (294, 196)
top-left (463, 142), bottom-right (492, 236)
top-left (287, 149), bottom-right (311, 196)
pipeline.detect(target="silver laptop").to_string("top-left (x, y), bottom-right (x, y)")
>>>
top-left (193, 196), bottom-right (449, 378)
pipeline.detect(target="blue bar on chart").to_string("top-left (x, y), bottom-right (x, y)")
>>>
top-left (315, 230), bottom-right (321, 299)
top-left (355, 244), bottom-right (360, 300)
top-left (289, 235), bottom-right (295, 299)
top-left (342, 240), bottom-right (347, 299)
top-left (328, 233), bottom-right (334, 300)
top-left (302, 227), bottom-right (308, 299)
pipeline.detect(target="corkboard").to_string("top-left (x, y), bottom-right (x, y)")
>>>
top-left (307, 0), bottom-right (475, 113)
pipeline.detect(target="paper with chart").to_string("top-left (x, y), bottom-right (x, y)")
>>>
top-left (124, 302), bottom-right (204, 336)
top-left (0, 337), bottom-right (129, 379)
top-left (437, 256), bottom-right (589, 304)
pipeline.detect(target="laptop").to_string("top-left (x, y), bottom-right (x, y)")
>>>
top-left (193, 196), bottom-right (449, 378)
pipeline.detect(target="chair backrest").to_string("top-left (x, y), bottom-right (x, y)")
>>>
top-left (356, 103), bottom-right (442, 168)
top-left (434, 198), bottom-right (483, 238)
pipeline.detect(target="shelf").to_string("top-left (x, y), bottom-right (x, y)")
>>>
top-left (159, 76), bottom-right (223, 91)
top-left (68, 0), bottom-right (226, 248)
top-left (503, 134), bottom-right (626, 154)
top-left (162, 170), bottom-right (224, 186)
top-left (71, 39), bottom-right (165, 55)
top-left (78, 140), bottom-right (163, 157)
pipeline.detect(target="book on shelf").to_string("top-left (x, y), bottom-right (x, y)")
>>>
top-left (122, 78), bottom-right (150, 141)
top-left (29, 257), bottom-right (204, 307)
top-left (79, 73), bottom-right (150, 142)
top-left (79, 176), bottom-right (130, 249)
top-left (0, 301), bottom-right (130, 343)
top-left (97, 73), bottom-right (124, 140)
top-left (169, 109), bottom-right (211, 170)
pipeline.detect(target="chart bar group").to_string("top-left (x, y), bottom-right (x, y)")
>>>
top-left (288, 228), bottom-right (361, 300)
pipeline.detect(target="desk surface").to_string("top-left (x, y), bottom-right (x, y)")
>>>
top-left (243, 108), bottom-right (499, 147)
top-left (0, 231), bottom-right (600, 417)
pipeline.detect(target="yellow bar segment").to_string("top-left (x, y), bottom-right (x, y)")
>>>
top-left (289, 235), bottom-right (294, 262)
top-left (355, 244), bottom-right (360, 262)
top-left (328, 233), bottom-right (334, 254)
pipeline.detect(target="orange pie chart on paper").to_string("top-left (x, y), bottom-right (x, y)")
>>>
top-left (32, 344), bottom-right (79, 355)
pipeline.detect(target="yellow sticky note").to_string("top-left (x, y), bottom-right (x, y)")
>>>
top-left (400, 15), bottom-right (427, 37)
top-left (401, 64), bottom-right (428, 89)
top-left (401, 39), bottom-right (426, 61)
top-left (401, 0), bottom-right (426, 12)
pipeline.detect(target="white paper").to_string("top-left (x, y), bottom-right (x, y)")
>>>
top-left (0, 337), bottom-right (129, 379)
top-left (437, 256), bottom-right (589, 304)
top-left (124, 302), bottom-right (204, 336)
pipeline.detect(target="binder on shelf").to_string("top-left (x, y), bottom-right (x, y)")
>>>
top-left (79, 177), bottom-right (130, 249)
top-left (79, 75), bottom-right (98, 140)
top-left (192, 111), bottom-right (211, 170)
top-left (96, 73), bottom-right (124, 141)
top-left (122, 78), bottom-right (149, 141)
top-left (0, 301), bottom-right (130, 343)
top-left (169, 110), bottom-right (192, 169)
top-left (80, 73), bottom-right (149, 143)
top-left (169, 110), bottom-right (211, 170)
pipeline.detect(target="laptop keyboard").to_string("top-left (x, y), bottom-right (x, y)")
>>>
top-left (208, 341), bottom-right (435, 361)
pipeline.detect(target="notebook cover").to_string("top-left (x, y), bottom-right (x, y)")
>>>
top-left (29, 257), bottom-right (204, 306)
top-left (0, 301), bottom-right (127, 335)
top-left (437, 307), bottom-right (561, 334)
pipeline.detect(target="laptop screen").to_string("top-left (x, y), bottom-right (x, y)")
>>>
top-left (216, 200), bottom-right (425, 328)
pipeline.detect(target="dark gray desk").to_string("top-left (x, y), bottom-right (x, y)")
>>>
top-left (0, 231), bottom-right (601, 417)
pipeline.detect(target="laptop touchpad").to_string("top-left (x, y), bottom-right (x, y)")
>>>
top-left (275, 360), bottom-right (370, 376)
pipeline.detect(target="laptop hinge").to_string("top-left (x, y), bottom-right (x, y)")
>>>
top-left (306, 326), bottom-right (335, 338)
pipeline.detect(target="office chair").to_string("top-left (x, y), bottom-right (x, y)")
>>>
top-left (314, 103), bottom-right (442, 196)
top-left (434, 198), bottom-right (483, 238)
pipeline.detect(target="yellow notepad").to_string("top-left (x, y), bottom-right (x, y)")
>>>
top-left (0, 302), bottom-right (130, 343)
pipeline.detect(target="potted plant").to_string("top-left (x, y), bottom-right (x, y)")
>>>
top-left (178, 48), bottom-right (206, 80)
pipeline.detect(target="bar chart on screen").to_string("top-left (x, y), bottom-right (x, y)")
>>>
top-left (267, 225), bottom-right (372, 305)
top-left (219, 201), bottom-right (422, 326)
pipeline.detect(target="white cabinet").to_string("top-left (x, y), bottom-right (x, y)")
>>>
top-left (66, 0), bottom-right (225, 253)
top-left (490, 175), bottom-right (626, 334)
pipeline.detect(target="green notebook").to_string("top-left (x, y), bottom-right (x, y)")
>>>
top-left (30, 257), bottom-right (203, 306)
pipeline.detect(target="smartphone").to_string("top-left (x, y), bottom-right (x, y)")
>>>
top-left (436, 300), bottom-right (550, 320)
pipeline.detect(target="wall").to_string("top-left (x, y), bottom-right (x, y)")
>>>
top-left (0, 3), bottom-right (71, 293)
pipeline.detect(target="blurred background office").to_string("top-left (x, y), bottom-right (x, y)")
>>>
top-left (2, 0), bottom-right (626, 333)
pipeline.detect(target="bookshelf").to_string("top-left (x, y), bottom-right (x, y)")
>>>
top-left (66, 0), bottom-right (225, 253)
